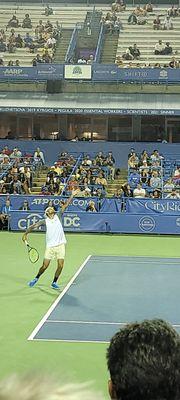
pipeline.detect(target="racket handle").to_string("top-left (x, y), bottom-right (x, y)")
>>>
top-left (24, 240), bottom-right (29, 246)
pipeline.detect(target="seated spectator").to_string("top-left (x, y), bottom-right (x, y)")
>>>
top-left (95, 172), bottom-right (107, 189)
top-left (87, 54), bottom-right (94, 64)
top-left (107, 319), bottom-right (180, 400)
top-left (0, 29), bottom-right (6, 42)
top-left (0, 39), bottom-right (6, 52)
top-left (42, 49), bottom-right (52, 63)
top-left (150, 171), bottom-right (162, 189)
top-left (86, 200), bottom-right (97, 212)
top-left (163, 178), bottom-right (175, 192)
top-left (32, 53), bottom-right (43, 66)
top-left (172, 166), bottom-right (180, 185)
top-left (137, 13), bottom-right (147, 24)
top-left (34, 147), bottom-right (45, 165)
top-left (113, 17), bottom-right (123, 33)
top-left (145, 2), bottom-right (153, 12)
top-left (35, 20), bottom-right (45, 35)
top-left (128, 11), bottom-right (137, 24)
top-left (0, 57), bottom-right (4, 65)
top-left (163, 15), bottom-right (173, 30)
top-left (22, 14), bottom-right (32, 29)
top-left (166, 188), bottom-right (180, 199)
top-left (15, 59), bottom-right (20, 66)
top-left (169, 57), bottom-right (178, 68)
top-left (7, 15), bottom-right (19, 28)
top-left (44, 20), bottom-right (53, 33)
top-left (115, 55), bottom-right (124, 67)
top-left (44, 5), bottom-right (53, 16)
top-left (163, 42), bottom-right (172, 55)
top-left (7, 32), bottom-right (16, 53)
top-left (134, 6), bottom-right (143, 16)
top-left (24, 32), bottom-right (34, 48)
top-left (150, 149), bottom-right (162, 164)
top-left (152, 189), bottom-right (161, 198)
top-left (154, 40), bottom-right (165, 55)
top-left (153, 16), bottom-right (161, 30)
top-left (77, 56), bottom-right (86, 64)
top-left (19, 200), bottom-right (30, 211)
top-left (167, 5), bottom-right (178, 17)
top-left (45, 34), bottom-right (56, 49)
top-left (0, 198), bottom-right (11, 229)
top-left (15, 34), bottom-right (23, 48)
top-left (128, 152), bottom-right (139, 169)
top-left (130, 44), bottom-right (140, 59)
top-left (133, 183), bottom-right (146, 198)
top-left (122, 47), bottom-right (134, 60)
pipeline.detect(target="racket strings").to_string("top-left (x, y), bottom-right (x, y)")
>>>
top-left (29, 248), bottom-right (39, 263)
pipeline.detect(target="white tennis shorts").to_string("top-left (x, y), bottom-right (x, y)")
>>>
top-left (44, 243), bottom-right (66, 260)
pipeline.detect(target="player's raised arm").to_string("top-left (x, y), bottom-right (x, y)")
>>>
top-left (22, 219), bottom-right (45, 243)
top-left (60, 189), bottom-right (80, 214)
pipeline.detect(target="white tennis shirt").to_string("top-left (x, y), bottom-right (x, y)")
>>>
top-left (45, 214), bottom-right (66, 247)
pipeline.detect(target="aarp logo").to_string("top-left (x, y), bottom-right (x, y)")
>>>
top-left (18, 213), bottom-right (43, 230)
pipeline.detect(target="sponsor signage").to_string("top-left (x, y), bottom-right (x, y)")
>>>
top-left (64, 65), bottom-right (92, 80)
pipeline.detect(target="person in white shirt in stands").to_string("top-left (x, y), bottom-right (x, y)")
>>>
top-left (33, 147), bottom-right (45, 165)
top-left (163, 15), bottom-right (173, 30)
top-left (166, 189), bottom-right (180, 199)
top-left (22, 190), bottom-right (79, 289)
top-left (154, 40), bottom-right (166, 55)
top-left (133, 183), bottom-right (146, 198)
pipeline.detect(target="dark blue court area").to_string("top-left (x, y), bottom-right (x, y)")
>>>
top-left (29, 255), bottom-right (180, 342)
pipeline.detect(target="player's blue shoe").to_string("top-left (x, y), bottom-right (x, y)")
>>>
top-left (51, 282), bottom-right (60, 290)
top-left (28, 278), bottom-right (38, 287)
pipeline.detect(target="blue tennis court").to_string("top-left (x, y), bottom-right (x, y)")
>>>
top-left (28, 255), bottom-right (180, 343)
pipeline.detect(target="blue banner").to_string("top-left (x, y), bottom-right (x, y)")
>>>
top-left (93, 65), bottom-right (180, 83)
top-left (9, 210), bottom-right (180, 235)
top-left (0, 64), bottom-right (64, 81)
top-left (0, 195), bottom-right (121, 213)
top-left (0, 64), bottom-right (180, 83)
top-left (126, 198), bottom-right (180, 215)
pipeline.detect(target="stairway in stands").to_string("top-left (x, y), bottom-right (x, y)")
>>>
top-left (107, 169), bottom-right (127, 196)
top-left (100, 32), bottom-right (119, 63)
top-left (54, 29), bottom-right (73, 63)
top-left (31, 167), bottom-right (48, 194)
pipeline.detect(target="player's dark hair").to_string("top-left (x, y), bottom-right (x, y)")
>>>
top-left (107, 319), bottom-right (180, 400)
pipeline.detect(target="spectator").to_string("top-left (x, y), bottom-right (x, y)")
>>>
top-left (44, 5), bottom-right (53, 16)
top-left (107, 319), bottom-right (180, 400)
top-left (130, 44), bottom-right (140, 59)
top-left (15, 34), bottom-right (23, 48)
top-left (77, 56), bottom-right (87, 64)
top-left (153, 16), bottom-right (161, 30)
top-left (22, 14), bottom-right (32, 29)
top-left (128, 11), bottom-right (137, 24)
top-left (1, 198), bottom-right (11, 229)
top-left (133, 183), bottom-right (146, 198)
top-left (15, 59), bottom-right (20, 66)
top-left (145, 2), bottom-right (153, 12)
top-left (44, 20), bottom-right (53, 33)
top-left (163, 15), bottom-right (173, 30)
top-left (86, 200), bottom-right (97, 212)
top-left (24, 32), bottom-right (34, 49)
top-left (35, 20), bottom-right (45, 35)
top-left (149, 171), bottom-right (162, 189)
top-left (169, 57), bottom-right (178, 68)
top-left (122, 47), bottom-right (133, 60)
top-left (45, 34), bottom-right (56, 49)
top-left (34, 147), bottom-right (45, 165)
top-left (154, 40), bottom-right (165, 55)
top-left (42, 49), bottom-right (52, 63)
top-left (137, 13), bottom-right (147, 24)
top-left (166, 188), bottom-right (180, 199)
top-left (113, 17), bottom-right (123, 32)
top-left (87, 54), bottom-right (94, 64)
top-left (19, 200), bottom-right (31, 211)
top-left (121, 183), bottom-right (133, 197)
top-left (0, 39), bottom-right (6, 52)
top-left (164, 42), bottom-right (173, 55)
top-left (7, 15), bottom-right (19, 28)
top-left (167, 5), bottom-right (178, 17)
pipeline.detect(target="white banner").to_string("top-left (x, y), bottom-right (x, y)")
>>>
top-left (64, 65), bottom-right (92, 80)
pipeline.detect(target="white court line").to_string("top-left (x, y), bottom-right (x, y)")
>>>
top-left (28, 255), bottom-right (92, 341)
top-left (46, 320), bottom-right (126, 325)
top-left (31, 338), bottom-right (109, 344)
top-left (90, 260), bottom-right (180, 265)
top-left (45, 320), bottom-right (180, 328)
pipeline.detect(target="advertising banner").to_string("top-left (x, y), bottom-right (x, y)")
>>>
top-left (64, 64), bottom-right (92, 80)
top-left (126, 198), bottom-right (180, 215)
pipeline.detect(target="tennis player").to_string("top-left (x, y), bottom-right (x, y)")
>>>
top-left (22, 190), bottom-right (78, 289)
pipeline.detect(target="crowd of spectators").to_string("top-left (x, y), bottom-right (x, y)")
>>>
top-left (113, 2), bottom-right (180, 68)
top-left (0, 146), bottom-right (45, 195)
top-left (125, 148), bottom-right (180, 199)
top-left (40, 151), bottom-right (115, 197)
top-left (0, 5), bottom-right (61, 66)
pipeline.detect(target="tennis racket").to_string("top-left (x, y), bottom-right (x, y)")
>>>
top-left (25, 240), bottom-right (39, 264)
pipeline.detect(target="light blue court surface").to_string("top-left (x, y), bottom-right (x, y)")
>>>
top-left (29, 255), bottom-right (180, 342)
